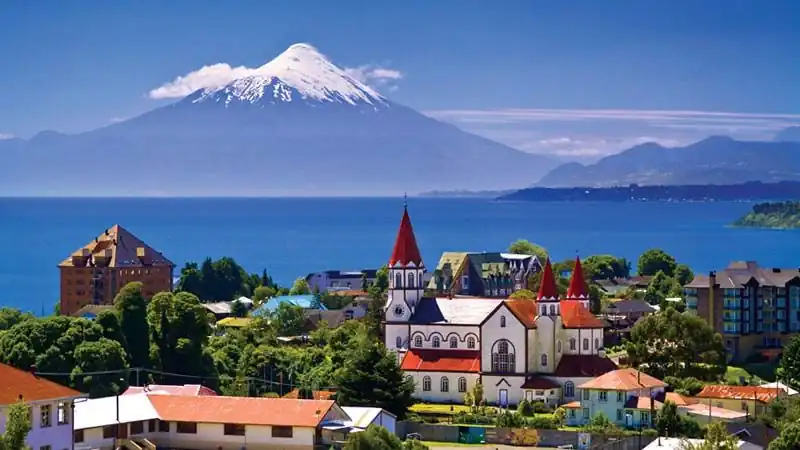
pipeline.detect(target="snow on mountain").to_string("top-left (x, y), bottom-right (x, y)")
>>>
top-left (190, 43), bottom-right (388, 108)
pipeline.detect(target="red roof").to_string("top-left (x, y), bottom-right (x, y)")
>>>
top-left (148, 395), bottom-right (335, 427)
top-left (560, 300), bottom-right (605, 328)
top-left (389, 207), bottom-right (424, 268)
top-left (0, 363), bottom-right (83, 405)
top-left (537, 258), bottom-right (559, 301)
top-left (505, 299), bottom-right (538, 328)
top-left (553, 355), bottom-right (618, 378)
top-left (696, 385), bottom-right (780, 404)
top-left (566, 256), bottom-right (589, 299)
top-left (521, 376), bottom-right (560, 389)
top-left (578, 368), bottom-right (665, 390)
top-left (123, 384), bottom-right (218, 396)
top-left (400, 350), bottom-right (480, 373)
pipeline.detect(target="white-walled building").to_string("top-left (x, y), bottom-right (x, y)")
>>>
top-left (0, 363), bottom-right (85, 450)
top-left (341, 407), bottom-right (396, 435)
top-left (384, 205), bottom-right (617, 407)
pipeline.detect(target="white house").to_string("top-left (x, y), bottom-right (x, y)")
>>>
top-left (0, 363), bottom-right (85, 450)
top-left (341, 407), bottom-right (396, 435)
top-left (383, 205), bottom-right (617, 407)
top-left (74, 393), bottom-right (350, 450)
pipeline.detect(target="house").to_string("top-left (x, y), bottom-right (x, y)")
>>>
top-left (0, 363), bottom-right (85, 450)
top-left (328, 290), bottom-right (372, 319)
top-left (642, 437), bottom-right (762, 450)
top-left (341, 407), bottom-right (396, 435)
top-left (726, 423), bottom-right (779, 449)
top-left (384, 204), bottom-right (615, 406)
top-left (596, 277), bottom-right (652, 296)
top-left (759, 381), bottom-right (798, 396)
top-left (74, 393), bottom-right (351, 450)
top-left (254, 295), bottom-right (324, 315)
top-left (603, 298), bottom-right (657, 321)
top-left (694, 385), bottom-right (781, 418)
top-left (684, 261), bottom-right (800, 361)
top-left (59, 225), bottom-right (174, 316)
top-left (122, 384), bottom-right (218, 396)
top-left (306, 269), bottom-right (378, 293)
top-left (427, 251), bottom-right (542, 298)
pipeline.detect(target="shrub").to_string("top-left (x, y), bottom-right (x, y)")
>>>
top-left (531, 401), bottom-right (554, 414)
top-left (496, 411), bottom-right (526, 428)
top-left (518, 400), bottom-right (534, 417)
top-left (527, 415), bottom-right (557, 429)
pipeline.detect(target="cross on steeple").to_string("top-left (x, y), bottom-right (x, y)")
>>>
top-left (403, 192), bottom-right (408, 209)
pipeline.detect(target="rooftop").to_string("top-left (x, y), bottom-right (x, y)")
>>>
top-left (685, 261), bottom-right (800, 288)
top-left (0, 363), bottom-right (83, 405)
top-left (560, 300), bottom-right (606, 328)
top-left (390, 206), bottom-right (424, 268)
top-left (410, 297), bottom-right (503, 325)
top-left (579, 368), bottom-right (666, 391)
top-left (59, 224), bottom-right (173, 268)
top-left (255, 294), bottom-right (322, 313)
top-left (553, 355), bottom-right (618, 378)
top-left (400, 350), bottom-right (481, 373)
top-left (342, 407), bottom-right (394, 428)
top-left (504, 299), bottom-right (539, 328)
top-left (123, 384), bottom-right (218, 396)
top-left (696, 385), bottom-right (781, 403)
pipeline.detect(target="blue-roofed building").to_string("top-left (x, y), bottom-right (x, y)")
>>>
top-left (254, 294), bottom-right (325, 315)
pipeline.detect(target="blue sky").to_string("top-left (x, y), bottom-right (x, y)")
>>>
top-left (1, 0), bottom-right (799, 159)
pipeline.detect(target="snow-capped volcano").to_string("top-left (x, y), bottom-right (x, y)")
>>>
top-left (190, 43), bottom-right (388, 108)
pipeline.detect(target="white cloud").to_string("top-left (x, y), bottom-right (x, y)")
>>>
top-left (343, 65), bottom-right (403, 89)
top-left (0, 133), bottom-right (14, 140)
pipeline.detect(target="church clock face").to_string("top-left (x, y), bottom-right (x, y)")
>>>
top-left (394, 305), bottom-right (405, 317)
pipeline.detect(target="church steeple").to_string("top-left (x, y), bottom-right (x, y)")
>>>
top-left (537, 258), bottom-right (559, 301)
top-left (389, 204), bottom-right (424, 268)
top-left (566, 256), bottom-right (589, 300)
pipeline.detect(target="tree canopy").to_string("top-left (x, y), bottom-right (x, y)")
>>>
top-left (177, 257), bottom-right (264, 302)
top-left (638, 248), bottom-right (678, 277)
top-left (289, 277), bottom-right (311, 295)
top-left (0, 400), bottom-right (31, 450)
top-left (680, 422), bottom-right (739, 450)
top-left (779, 334), bottom-right (800, 389)
top-left (508, 239), bottom-right (548, 262)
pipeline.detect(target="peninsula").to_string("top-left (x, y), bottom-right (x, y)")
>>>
top-left (732, 201), bottom-right (800, 229)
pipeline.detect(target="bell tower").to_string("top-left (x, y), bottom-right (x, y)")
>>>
top-left (385, 200), bottom-right (425, 322)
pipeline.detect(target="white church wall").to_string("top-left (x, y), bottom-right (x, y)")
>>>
top-left (385, 324), bottom-right (409, 351)
top-left (482, 375), bottom-right (526, 406)
top-left (480, 305), bottom-right (526, 374)
top-left (407, 371), bottom-right (479, 403)
top-left (562, 328), bottom-right (604, 355)
top-left (408, 325), bottom-right (479, 350)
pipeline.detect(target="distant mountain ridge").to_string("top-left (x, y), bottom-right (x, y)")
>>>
top-left (0, 43), bottom-right (557, 196)
top-left (536, 135), bottom-right (800, 188)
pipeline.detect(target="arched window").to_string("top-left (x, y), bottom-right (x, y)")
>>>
top-left (414, 335), bottom-right (422, 347)
top-left (500, 316), bottom-right (506, 327)
top-left (557, 341), bottom-right (562, 353)
top-left (432, 336), bottom-right (441, 348)
top-left (395, 336), bottom-right (402, 348)
top-left (564, 381), bottom-right (575, 397)
top-left (467, 336), bottom-right (476, 349)
top-left (541, 354), bottom-right (548, 367)
top-left (583, 338), bottom-right (589, 350)
top-left (549, 304), bottom-right (556, 315)
top-left (440, 377), bottom-right (449, 392)
top-left (450, 336), bottom-right (458, 348)
top-left (594, 338), bottom-right (600, 350)
top-left (408, 272), bottom-right (415, 288)
top-left (395, 272), bottom-right (403, 288)
top-left (570, 338), bottom-right (576, 350)
top-left (458, 377), bottom-right (467, 393)
top-left (422, 376), bottom-right (431, 391)
top-left (541, 306), bottom-right (548, 316)
top-left (491, 339), bottom-right (516, 373)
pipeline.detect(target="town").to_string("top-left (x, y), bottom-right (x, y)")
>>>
top-left (1, 204), bottom-right (799, 450)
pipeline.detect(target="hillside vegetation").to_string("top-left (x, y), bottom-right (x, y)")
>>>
top-left (733, 201), bottom-right (800, 229)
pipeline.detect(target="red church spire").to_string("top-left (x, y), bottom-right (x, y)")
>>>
top-left (566, 256), bottom-right (589, 299)
top-left (389, 203), bottom-right (424, 268)
top-left (537, 258), bottom-right (559, 301)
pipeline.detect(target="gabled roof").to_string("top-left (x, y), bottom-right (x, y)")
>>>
top-left (537, 258), bottom-right (559, 301)
top-left (553, 355), bottom-right (618, 378)
top-left (566, 256), bottom-right (589, 299)
top-left (696, 385), bottom-right (780, 403)
top-left (410, 297), bottom-right (503, 325)
top-left (59, 224), bottom-right (173, 268)
top-left (389, 207), bottom-right (424, 268)
top-left (400, 350), bottom-right (480, 373)
top-left (521, 376), bottom-right (560, 389)
top-left (342, 406), bottom-right (394, 428)
top-left (504, 299), bottom-right (538, 328)
top-left (0, 363), bottom-right (83, 405)
top-left (579, 368), bottom-right (665, 391)
top-left (123, 384), bottom-right (218, 396)
top-left (604, 298), bottom-right (657, 315)
top-left (74, 393), bottom-right (158, 430)
top-left (560, 300), bottom-right (605, 328)
top-left (624, 396), bottom-right (664, 410)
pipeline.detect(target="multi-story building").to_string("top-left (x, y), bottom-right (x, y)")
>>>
top-left (684, 261), bottom-right (800, 361)
top-left (59, 225), bottom-right (174, 316)
top-left (0, 363), bottom-right (85, 450)
top-left (305, 269), bottom-right (378, 293)
top-left (426, 251), bottom-right (542, 298)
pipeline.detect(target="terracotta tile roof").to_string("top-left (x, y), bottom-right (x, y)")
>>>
top-left (504, 299), bottom-right (538, 328)
top-left (123, 384), bottom-right (218, 396)
top-left (563, 401), bottom-right (581, 408)
top-left (664, 392), bottom-right (691, 406)
top-left (566, 256), bottom-right (590, 299)
top-left (147, 395), bottom-right (335, 427)
top-left (283, 389), bottom-right (337, 400)
top-left (521, 376), bottom-right (560, 390)
top-left (59, 224), bottom-right (174, 268)
top-left (696, 385), bottom-right (780, 403)
top-left (0, 363), bottom-right (83, 405)
top-left (560, 300), bottom-right (605, 328)
top-left (537, 258), bottom-right (559, 301)
top-left (553, 355), bottom-right (618, 378)
top-left (579, 368), bottom-right (666, 391)
top-left (389, 207), bottom-right (423, 268)
top-left (624, 396), bottom-right (663, 410)
top-left (400, 350), bottom-right (480, 373)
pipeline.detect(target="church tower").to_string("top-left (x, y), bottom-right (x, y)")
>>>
top-left (385, 202), bottom-right (425, 324)
top-left (537, 258), bottom-right (560, 317)
top-left (565, 256), bottom-right (591, 310)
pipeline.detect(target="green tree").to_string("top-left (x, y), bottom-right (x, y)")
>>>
top-left (114, 282), bottom-right (150, 372)
top-left (0, 308), bottom-right (33, 332)
top-left (508, 239), bottom-right (548, 262)
top-left (344, 424), bottom-right (405, 450)
top-left (0, 400), bottom-right (31, 450)
top-left (335, 337), bottom-right (414, 419)
top-left (272, 303), bottom-right (306, 336)
top-left (681, 422), bottom-right (739, 450)
top-left (674, 264), bottom-right (694, 286)
top-left (361, 272), bottom-right (369, 291)
top-left (509, 289), bottom-right (537, 300)
top-left (585, 255), bottom-right (631, 279)
top-left (637, 249), bottom-right (678, 277)
top-left (94, 310), bottom-right (126, 343)
top-left (71, 338), bottom-right (129, 397)
top-left (253, 285), bottom-right (276, 304)
top-left (779, 335), bottom-right (800, 389)
top-left (178, 257), bottom-right (253, 301)
top-left (769, 423), bottom-right (800, 450)
top-left (289, 277), bottom-right (311, 295)
top-left (657, 400), bottom-right (681, 437)
top-left (230, 300), bottom-right (248, 318)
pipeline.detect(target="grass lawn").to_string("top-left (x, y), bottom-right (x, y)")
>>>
top-left (725, 366), bottom-right (754, 383)
top-left (410, 404), bottom-right (471, 415)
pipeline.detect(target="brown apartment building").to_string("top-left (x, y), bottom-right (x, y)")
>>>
top-left (59, 225), bottom-right (175, 316)
top-left (685, 261), bottom-right (800, 362)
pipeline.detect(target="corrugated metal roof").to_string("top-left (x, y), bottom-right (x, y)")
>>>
top-left (410, 297), bottom-right (502, 325)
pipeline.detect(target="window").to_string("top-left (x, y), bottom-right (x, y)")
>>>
top-left (176, 422), bottom-right (197, 434)
top-left (39, 404), bottom-right (52, 428)
top-left (394, 272), bottom-right (403, 288)
top-left (57, 402), bottom-right (69, 425)
top-left (549, 305), bottom-right (556, 315)
top-left (423, 376), bottom-right (432, 391)
top-left (158, 420), bottom-right (170, 432)
top-left (583, 408), bottom-right (590, 419)
top-left (272, 426), bottom-right (293, 438)
top-left (441, 377), bottom-right (450, 392)
top-left (224, 423), bottom-right (246, 436)
top-left (396, 336), bottom-right (402, 348)
top-left (583, 338), bottom-right (589, 350)
top-left (564, 381), bottom-right (575, 397)
top-left (467, 336), bottom-right (476, 349)
top-left (147, 419), bottom-right (156, 433)
top-left (617, 392), bottom-right (624, 402)
top-left (541, 354), bottom-right (548, 366)
top-left (450, 336), bottom-right (458, 348)
top-left (594, 338), bottom-right (599, 349)
top-left (557, 341), bottom-right (561, 353)
top-left (570, 338), bottom-right (576, 350)
top-left (491, 339), bottom-right (515, 373)
top-left (583, 389), bottom-right (590, 400)
top-left (414, 335), bottom-right (422, 347)
top-left (640, 412), bottom-right (650, 425)
top-left (599, 391), bottom-right (608, 402)
top-left (500, 315), bottom-right (506, 327)
top-left (408, 272), bottom-right (415, 288)
top-left (458, 377), bottom-right (467, 393)
top-left (541, 306), bottom-right (548, 316)
top-left (103, 425), bottom-right (116, 439)
top-left (617, 409), bottom-right (623, 421)
top-left (432, 336), bottom-right (441, 348)
top-left (569, 409), bottom-right (576, 418)
top-left (130, 421), bottom-right (144, 435)
top-left (74, 430), bottom-right (84, 443)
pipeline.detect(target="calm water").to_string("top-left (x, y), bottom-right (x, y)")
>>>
top-left (1, 197), bottom-right (799, 313)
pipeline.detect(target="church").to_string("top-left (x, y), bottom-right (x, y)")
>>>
top-left (384, 205), bottom-right (617, 407)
